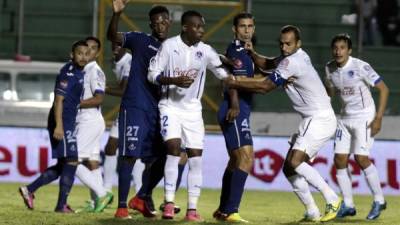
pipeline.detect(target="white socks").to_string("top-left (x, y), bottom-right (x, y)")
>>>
top-left (76, 164), bottom-right (107, 198)
top-left (336, 168), bottom-right (354, 207)
top-left (295, 162), bottom-right (338, 204)
top-left (363, 164), bottom-right (385, 204)
top-left (187, 156), bottom-right (202, 210)
top-left (164, 155), bottom-right (181, 202)
top-left (288, 174), bottom-right (320, 216)
top-left (133, 160), bottom-right (145, 193)
top-left (103, 155), bottom-right (117, 192)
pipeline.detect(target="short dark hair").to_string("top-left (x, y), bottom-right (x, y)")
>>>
top-left (71, 40), bottom-right (88, 52)
top-left (233, 12), bottom-right (255, 27)
top-left (281, 25), bottom-right (301, 41)
top-left (181, 10), bottom-right (203, 25)
top-left (85, 36), bottom-right (101, 49)
top-left (148, 5), bottom-right (169, 20)
top-left (331, 33), bottom-right (352, 49)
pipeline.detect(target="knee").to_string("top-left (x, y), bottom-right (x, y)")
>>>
top-left (105, 138), bottom-right (118, 155)
top-left (282, 162), bottom-right (295, 178)
top-left (354, 155), bottom-right (371, 169)
top-left (334, 154), bottom-right (349, 169)
top-left (288, 157), bottom-right (302, 169)
top-left (237, 153), bottom-right (254, 173)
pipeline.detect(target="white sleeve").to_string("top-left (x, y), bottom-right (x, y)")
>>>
top-left (275, 57), bottom-right (296, 80)
top-left (91, 68), bottom-right (106, 94)
top-left (359, 61), bottom-right (381, 86)
top-left (121, 54), bottom-right (132, 79)
top-left (324, 65), bottom-right (334, 88)
top-left (148, 43), bottom-right (169, 84)
top-left (206, 46), bottom-right (228, 80)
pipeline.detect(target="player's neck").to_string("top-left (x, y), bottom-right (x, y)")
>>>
top-left (180, 34), bottom-right (197, 46)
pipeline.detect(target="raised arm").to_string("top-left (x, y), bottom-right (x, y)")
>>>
top-left (245, 41), bottom-right (278, 71)
top-left (107, 0), bottom-right (128, 44)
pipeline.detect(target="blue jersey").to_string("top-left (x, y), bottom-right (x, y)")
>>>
top-left (224, 40), bottom-right (254, 107)
top-left (50, 62), bottom-right (84, 126)
top-left (121, 31), bottom-right (161, 111)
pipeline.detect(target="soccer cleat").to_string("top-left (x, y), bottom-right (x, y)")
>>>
top-left (94, 192), bottom-right (114, 213)
top-left (162, 202), bottom-right (175, 219)
top-left (184, 209), bottom-right (204, 222)
top-left (299, 212), bottom-right (321, 222)
top-left (128, 195), bottom-right (157, 218)
top-left (337, 203), bottom-right (356, 218)
top-left (19, 186), bottom-right (34, 210)
top-left (55, 204), bottom-right (75, 213)
top-left (213, 209), bottom-right (227, 221)
top-left (159, 202), bottom-right (181, 214)
top-left (320, 197), bottom-right (342, 222)
top-left (366, 201), bottom-right (387, 220)
top-left (225, 213), bottom-right (249, 223)
top-left (114, 208), bottom-right (132, 219)
top-left (75, 200), bottom-right (95, 213)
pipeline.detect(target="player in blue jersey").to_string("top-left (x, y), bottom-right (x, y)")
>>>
top-left (213, 12), bottom-right (259, 223)
top-left (19, 40), bottom-right (89, 213)
top-left (107, 0), bottom-right (189, 219)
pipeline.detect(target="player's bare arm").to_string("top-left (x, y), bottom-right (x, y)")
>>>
top-left (106, 78), bottom-right (128, 97)
top-left (53, 95), bottom-right (64, 140)
top-left (369, 80), bottom-right (389, 136)
top-left (79, 93), bottom-right (105, 108)
top-left (107, 0), bottom-right (129, 44)
top-left (226, 89), bottom-right (240, 122)
top-left (158, 75), bottom-right (194, 88)
top-left (245, 41), bottom-right (277, 71)
top-left (224, 75), bottom-right (277, 94)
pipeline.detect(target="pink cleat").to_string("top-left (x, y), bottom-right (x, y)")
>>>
top-left (185, 209), bottom-right (204, 222)
top-left (162, 202), bottom-right (175, 219)
top-left (55, 204), bottom-right (75, 213)
top-left (19, 186), bottom-right (34, 210)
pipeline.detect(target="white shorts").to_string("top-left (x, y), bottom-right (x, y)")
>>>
top-left (109, 116), bottom-right (119, 139)
top-left (159, 107), bottom-right (204, 149)
top-left (76, 117), bottom-right (105, 161)
top-left (334, 114), bottom-right (375, 156)
top-left (289, 111), bottom-right (337, 159)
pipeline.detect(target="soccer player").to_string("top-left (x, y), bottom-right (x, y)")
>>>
top-left (325, 34), bottom-right (389, 220)
top-left (147, 10), bottom-right (232, 221)
top-left (107, 0), bottom-right (176, 219)
top-left (74, 36), bottom-right (113, 213)
top-left (225, 25), bottom-right (342, 222)
top-left (214, 12), bottom-right (258, 223)
top-left (19, 40), bottom-right (89, 213)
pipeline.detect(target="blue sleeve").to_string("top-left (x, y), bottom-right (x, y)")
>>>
top-left (54, 72), bottom-right (71, 97)
top-left (122, 32), bottom-right (143, 50)
top-left (268, 70), bottom-right (287, 87)
top-left (226, 46), bottom-right (250, 76)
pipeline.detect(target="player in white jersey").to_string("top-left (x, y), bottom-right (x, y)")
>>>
top-left (147, 10), bottom-right (230, 221)
top-left (325, 34), bottom-right (389, 220)
top-left (74, 36), bottom-right (113, 213)
top-left (225, 25), bottom-right (342, 222)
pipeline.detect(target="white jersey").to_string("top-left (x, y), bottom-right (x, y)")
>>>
top-left (325, 56), bottom-right (380, 119)
top-left (148, 35), bottom-right (228, 112)
top-left (76, 61), bottom-right (106, 122)
top-left (112, 52), bottom-right (131, 82)
top-left (275, 48), bottom-right (333, 117)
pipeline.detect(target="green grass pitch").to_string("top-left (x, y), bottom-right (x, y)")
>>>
top-left (1, 183), bottom-right (399, 225)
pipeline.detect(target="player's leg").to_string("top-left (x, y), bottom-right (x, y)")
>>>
top-left (103, 117), bottom-right (119, 192)
top-left (55, 156), bottom-right (78, 213)
top-left (132, 160), bottom-right (145, 193)
top-left (333, 119), bottom-right (356, 217)
top-left (353, 116), bottom-right (385, 220)
top-left (176, 150), bottom-right (187, 191)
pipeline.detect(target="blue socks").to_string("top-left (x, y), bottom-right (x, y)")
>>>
top-left (219, 169), bottom-right (233, 211)
top-left (117, 157), bottom-right (134, 208)
top-left (221, 168), bottom-right (248, 214)
top-left (27, 162), bottom-right (63, 193)
top-left (55, 162), bottom-right (77, 210)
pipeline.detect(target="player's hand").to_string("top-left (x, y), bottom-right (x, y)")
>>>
top-left (368, 117), bottom-right (382, 137)
top-left (223, 75), bottom-right (236, 88)
top-left (112, 0), bottom-right (129, 13)
top-left (174, 76), bottom-right (194, 88)
top-left (284, 75), bottom-right (297, 88)
top-left (244, 41), bottom-right (254, 53)
top-left (53, 126), bottom-right (64, 140)
top-left (226, 107), bottom-right (240, 122)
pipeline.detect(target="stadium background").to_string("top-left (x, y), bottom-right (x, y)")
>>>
top-left (0, 1), bottom-right (400, 224)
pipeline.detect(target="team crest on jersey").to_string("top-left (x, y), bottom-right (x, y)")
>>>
top-left (195, 51), bottom-right (203, 60)
top-left (233, 59), bottom-right (243, 69)
top-left (70, 145), bottom-right (76, 152)
top-left (128, 143), bottom-right (136, 150)
top-left (161, 129), bottom-right (167, 137)
top-left (281, 58), bottom-right (289, 68)
top-left (60, 80), bottom-right (68, 89)
top-left (348, 70), bottom-right (354, 78)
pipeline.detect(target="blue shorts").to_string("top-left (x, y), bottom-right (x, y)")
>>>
top-left (118, 106), bottom-right (162, 159)
top-left (217, 100), bottom-right (253, 151)
top-left (48, 121), bottom-right (78, 159)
